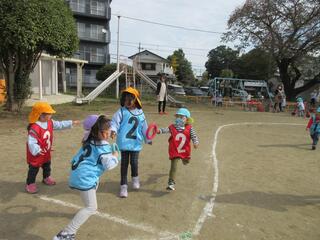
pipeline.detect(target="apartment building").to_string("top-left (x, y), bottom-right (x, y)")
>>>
top-left (65, 0), bottom-right (112, 87)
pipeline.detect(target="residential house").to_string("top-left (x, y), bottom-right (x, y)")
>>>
top-left (129, 50), bottom-right (175, 83)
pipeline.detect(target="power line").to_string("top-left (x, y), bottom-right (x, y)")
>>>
top-left (111, 40), bottom-right (211, 52)
top-left (112, 14), bottom-right (223, 34)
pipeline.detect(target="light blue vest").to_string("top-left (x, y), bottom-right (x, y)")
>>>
top-left (310, 115), bottom-right (320, 135)
top-left (69, 142), bottom-right (112, 191)
top-left (117, 107), bottom-right (145, 151)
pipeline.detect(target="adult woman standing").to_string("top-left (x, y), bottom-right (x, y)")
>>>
top-left (156, 74), bottom-right (168, 114)
top-left (274, 84), bottom-right (285, 112)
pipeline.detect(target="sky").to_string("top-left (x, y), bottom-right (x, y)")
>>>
top-left (109, 0), bottom-right (245, 75)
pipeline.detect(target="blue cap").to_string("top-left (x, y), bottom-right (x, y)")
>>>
top-left (175, 108), bottom-right (194, 123)
top-left (176, 108), bottom-right (191, 118)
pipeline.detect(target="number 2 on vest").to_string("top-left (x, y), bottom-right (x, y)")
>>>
top-left (126, 116), bottom-right (138, 139)
top-left (175, 133), bottom-right (186, 153)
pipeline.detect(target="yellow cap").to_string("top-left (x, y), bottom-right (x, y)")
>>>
top-left (28, 102), bottom-right (56, 123)
top-left (122, 87), bottom-right (142, 108)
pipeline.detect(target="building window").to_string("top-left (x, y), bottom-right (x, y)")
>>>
top-left (90, 47), bottom-right (105, 63)
top-left (141, 63), bottom-right (156, 71)
top-left (90, 0), bottom-right (105, 16)
top-left (77, 22), bottom-right (86, 38)
top-left (70, 0), bottom-right (85, 13)
top-left (90, 24), bottom-right (104, 40)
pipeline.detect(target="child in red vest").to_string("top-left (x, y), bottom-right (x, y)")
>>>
top-left (157, 108), bottom-right (199, 190)
top-left (26, 102), bottom-right (80, 194)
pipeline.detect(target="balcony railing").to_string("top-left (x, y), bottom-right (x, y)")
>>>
top-left (69, 2), bottom-right (110, 18)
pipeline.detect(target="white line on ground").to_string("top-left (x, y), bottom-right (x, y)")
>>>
top-left (39, 122), bottom-right (306, 239)
top-left (39, 195), bottom-right (178, 239)
top-left (192, 122), bottom-right (305, 236)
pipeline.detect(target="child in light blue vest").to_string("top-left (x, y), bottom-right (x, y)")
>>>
top-left (53, 115), bottom-right (119, 240)
top-left (111, 87), bottom-right (150, 198)
top-left (306, 107), bottom-right (320, 150)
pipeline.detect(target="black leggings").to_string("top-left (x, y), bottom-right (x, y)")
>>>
top-left (26, 161), bottom-right (51, 185)
top-left (158, 100), bottom-right (166, 113)
top-left (120, 151), bottom-right (139, 185)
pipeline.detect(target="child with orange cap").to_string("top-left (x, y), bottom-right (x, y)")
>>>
top-left (111, 87), bottom-right (151, 198)
top-left (26, 102), bottom-right (80, 193)
top-left (157, 108), bottom-right (199, 191)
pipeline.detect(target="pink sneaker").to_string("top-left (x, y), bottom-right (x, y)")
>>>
top-left (26, 183), bottom-right (38, 194)
top-left (42, 176), bottom-right (56, 186)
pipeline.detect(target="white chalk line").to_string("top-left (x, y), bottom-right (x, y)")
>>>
top-left (39, 195), bottom-right (178, 239)
top-left (192, 122), bottom-right (305, 236)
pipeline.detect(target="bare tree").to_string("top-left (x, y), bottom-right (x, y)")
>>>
top-left (224, 0), bottom-right (320, 99)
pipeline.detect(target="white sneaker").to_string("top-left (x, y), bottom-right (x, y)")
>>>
top-left (53, 231), bottom-right (75, 240)
top-left (132, 176), bottom-right (140, 190)
top-left (119, 184), bottom-right (128, 198)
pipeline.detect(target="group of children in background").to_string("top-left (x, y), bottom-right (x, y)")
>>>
top-left (25, 87), bottom-right (199, 240)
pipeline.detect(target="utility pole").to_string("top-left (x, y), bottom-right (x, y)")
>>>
top-left (116, 15), bottom-right (120, 99)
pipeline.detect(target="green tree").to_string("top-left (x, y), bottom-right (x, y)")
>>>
top-left (205, 45), bottom-right (239, 78)
top-left (96, 63), bottom-right (126, 82)
top-left (220, 69), bottom-right (234, 78)
top-left (168, 49), bottom-right (195, 85)
top-left (0, 0), bottom-right (78, 111)
top-left (237, 48), bottom-right (276, 80)
top-left (224, 0), bottom-right (320, 99)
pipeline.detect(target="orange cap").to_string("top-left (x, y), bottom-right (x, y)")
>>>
top-left (122, 87), bottom-right (142, 108)
top-left (28, 102), bottom-right (56, 123)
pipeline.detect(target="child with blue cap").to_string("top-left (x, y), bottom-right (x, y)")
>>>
top-left (306, 107), bottom-right (320, 150)
top-left (157, 108), bottom-right (199, 190)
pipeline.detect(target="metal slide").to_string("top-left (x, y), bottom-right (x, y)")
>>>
top-left (135, 69), bottom-right (179, 104)
top-left (75, 70), bottom-right (124, 104)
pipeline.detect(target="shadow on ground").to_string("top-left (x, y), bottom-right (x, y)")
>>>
top-left (215, 191), bottom-right (320, 212)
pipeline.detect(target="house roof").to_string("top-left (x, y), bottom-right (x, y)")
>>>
top-left (129, 50), bottom-right (169, 63)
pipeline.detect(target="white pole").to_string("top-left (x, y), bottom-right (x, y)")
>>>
top-left (116, 15), bottom-right (120, 98)
top-left (39, 59), bottom-right (43, 100)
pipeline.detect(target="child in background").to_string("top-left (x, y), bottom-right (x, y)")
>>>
top-left (157, 108), bottom-right (199, 191)
top-left (297, 97), bottom-right (305, 117)
top-left (111, 87), bottom-right (150, 198)
top-left (306, 107), bottom-right (320, 150)
top-left (53, 115), bottom-right (119, 240)
top-left (26, 102), bottom-right (79, 194)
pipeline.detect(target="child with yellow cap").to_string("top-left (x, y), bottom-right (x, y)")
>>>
top-left (26, 102), bottom-right (80, 194)
top-left (157, 108), bottom-right (199, 191)
top-left (110, 87), bottom-right (151, 198)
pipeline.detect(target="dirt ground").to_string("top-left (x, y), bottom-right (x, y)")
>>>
top-left (0, 100), bottom-right (319, 240)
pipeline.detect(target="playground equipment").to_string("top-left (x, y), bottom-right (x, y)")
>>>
top-left (75, 70), bottom-right (124, 104)
top-left (208, 77), bottom-right (273, 105)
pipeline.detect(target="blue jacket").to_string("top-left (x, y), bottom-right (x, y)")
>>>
top-left (111, 107), bottom-right (148, 151)
top-left (69, 140), bottom-right (119, 191)
top-left (310, 115), bottom-right (320, 135)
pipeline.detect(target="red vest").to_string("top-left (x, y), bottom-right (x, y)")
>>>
top-left (26, 120), bottom-right (53, 167)
top-left (168, 124), bottom-right (192, 160)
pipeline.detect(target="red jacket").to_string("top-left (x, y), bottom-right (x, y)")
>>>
top-left (168, 124), bottom-right (192, 160)
top-left (26, 120), bottom-right (53, 167)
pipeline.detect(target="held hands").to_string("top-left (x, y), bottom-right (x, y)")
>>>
top-left (112, 150), bottom-right (119, 159)
top-left (110, 131), bottom-right (117, 140)
top-left (73, 120), bottom-right (81, 126)
top-left (157, 95), bottom-right (160, 101)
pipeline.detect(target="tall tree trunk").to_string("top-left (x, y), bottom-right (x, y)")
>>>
top-left (278, 59), bottom-right (295, 100)
top-left (4, 58), bottom-right (19, 111)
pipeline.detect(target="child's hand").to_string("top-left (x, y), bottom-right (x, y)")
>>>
top-left (73, 120), bottom-right (81, 126)
top-left (39, 148), bottom-right (48, 155)
top-left (157, 129), bottom-right (161, 134)
top-left (193, 144), bottom-right (199, 149)
top-left (112, 151), bottom-right (119, 159)
top-left (110, 131), bottom-right (117, 140)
